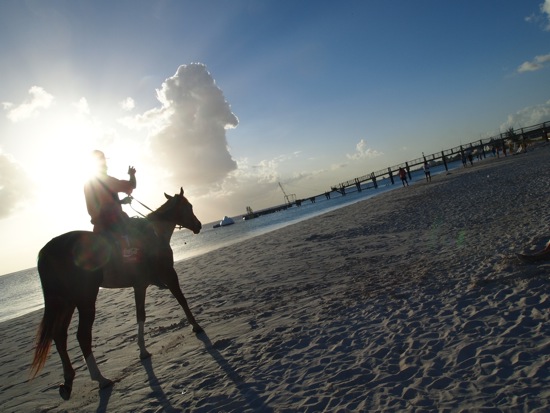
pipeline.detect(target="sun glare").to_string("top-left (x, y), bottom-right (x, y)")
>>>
top-left (26, 114), bottom-right (134, 231)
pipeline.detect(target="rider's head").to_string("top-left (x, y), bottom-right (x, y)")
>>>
top-left (90, 150), bottom-right (107, 174)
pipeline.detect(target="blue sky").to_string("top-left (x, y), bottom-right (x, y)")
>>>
top-left (1, 0), bottom-right (550, 274)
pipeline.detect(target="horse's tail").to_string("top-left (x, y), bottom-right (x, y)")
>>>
top-left (30, 310), bottom-right (53, 378)
top-left (31, 295), bottom-right (72, 378)
top-left (30, 239), bottom-right (73, 379)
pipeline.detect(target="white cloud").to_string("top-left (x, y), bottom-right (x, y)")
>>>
top-left (542, 0), bottom-right (550, 29)
top-left (517, 53), bottom-right (550, 73)
top-left (118, 106), bottom-right (169, 132)
top-left (500, 99), bottom-right (550, 130)
top-left (4, 86), bottom-right (54, 122)
top-left (73, 97), bottom-right (90, 115)
top-left (0, 150), bottom-right (35, 219)
top-left (346, 139), bottom-right (383, 160)
top-left (189, 150), bottom-right (320, 209)
top-left (525, 1), bottom-right (550, 29)
top-left (224, 151), bottom-right (301, 188)
top-left (120, 97), bottom-right (135, 111)
top-left (330, 163), bottom-right (347, 171)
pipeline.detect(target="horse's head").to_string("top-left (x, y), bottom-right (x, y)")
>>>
top-left (157, 187), bottom-right (202, 234)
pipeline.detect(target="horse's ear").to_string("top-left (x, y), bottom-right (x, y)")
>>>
top-left (180, 187), bottom-right (184, 197)
top-left (164, 192), bottom-right (171, 200)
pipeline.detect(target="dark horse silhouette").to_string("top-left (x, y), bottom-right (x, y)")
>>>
top-left (30, 188), bottom-right (203, 400)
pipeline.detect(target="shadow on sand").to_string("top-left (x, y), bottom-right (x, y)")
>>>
top-left (96, 357), bottom-right (178, 413)
top-left (140, 357), bottom-right (180, 412)
top-left (97, 384), bottom-right (113, 413)
top-left (198, 333), bottom-right (273, 412)
top-left (95, 332), bottom-right (272, 412)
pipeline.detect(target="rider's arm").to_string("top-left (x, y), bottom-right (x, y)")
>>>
top-left (104, 174), bottom-right (135, 195)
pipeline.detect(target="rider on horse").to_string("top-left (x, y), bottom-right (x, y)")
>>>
top-left (84, 150), bottom-right (137, 254)
top-left (83, 151), bottom-right (168, 289)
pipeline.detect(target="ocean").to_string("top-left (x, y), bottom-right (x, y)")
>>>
top-left (0, 161), bottom-right (462, 323)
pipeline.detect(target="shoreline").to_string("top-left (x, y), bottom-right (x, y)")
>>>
top-left (0, 160), bottom-right (459, 325)
top-left (1, 145), bottom-right (548, 412)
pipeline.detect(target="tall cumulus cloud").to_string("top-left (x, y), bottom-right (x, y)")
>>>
top-left (149, 64), bottom-right (238, 188)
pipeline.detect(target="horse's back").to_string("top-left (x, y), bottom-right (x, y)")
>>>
top-left (39, 230), bottom-right (110, 276)
top-left (38, 222), bottom-right (160, 290)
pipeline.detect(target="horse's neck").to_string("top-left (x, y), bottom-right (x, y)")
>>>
top-left (151, 221), bottom-right (175, 245)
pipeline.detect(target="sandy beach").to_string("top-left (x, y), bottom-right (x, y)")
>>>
top-left (0, 145), bottom-right (549, 412)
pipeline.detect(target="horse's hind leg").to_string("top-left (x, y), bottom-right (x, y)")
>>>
top-left (52, 304), bottom-right (76, 400)
top-left (76, 301), bottom-right (113, 390)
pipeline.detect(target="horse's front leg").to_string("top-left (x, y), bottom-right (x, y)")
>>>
top-left (133, 286), bottom-right (152, 359)
top-left (164, 268), bottom-right (203, 333)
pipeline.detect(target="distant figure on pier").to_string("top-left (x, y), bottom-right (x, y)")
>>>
top-left (461, 154), bottom-right (467, 167)
top-left (423, 162), bottom-right (431, 183)
top-left (324, 192), bottom-right (331, 200)
top-left (467, 152), bottom-right (474, 166)
top-left (398, 167), bottom-right (409, 187)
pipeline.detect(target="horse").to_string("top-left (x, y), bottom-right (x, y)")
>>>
top-left (30, 187), bottom-right (203, 400)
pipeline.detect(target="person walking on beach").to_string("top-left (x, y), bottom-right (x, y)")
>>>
top-left (423, 162), bottom-right (431, 183)
top-left (398, 167), bottom-right (409, 187)
top-left (467, 152), bottom-right (474, 166)
top-left (84, 150), bottom-right (136, 238)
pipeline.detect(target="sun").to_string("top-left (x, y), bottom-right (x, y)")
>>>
top-left (26, 116), bottom-right (134, 231)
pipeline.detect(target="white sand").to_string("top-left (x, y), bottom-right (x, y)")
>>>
top-left (0, 145), bottom-right (549, 412)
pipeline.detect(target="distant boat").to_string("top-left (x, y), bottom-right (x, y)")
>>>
top-left (213, 216), bottom-right (235, 228)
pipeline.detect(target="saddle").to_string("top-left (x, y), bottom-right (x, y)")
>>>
top-left (93, 225), bottom-right (168, 289)
top-left (122, 245), bottom-right (141, 264)
top-left (114, 235), bottom-right (143, 264)
top-left (94, 231), bottom-right (142, 266)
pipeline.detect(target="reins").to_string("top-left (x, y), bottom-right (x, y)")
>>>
top-left (131, 196), bottom-right (154, 212)
top-left (127, 196), bottom-right (184, 230)
top-left (127, 196), bottom-right (153, 218)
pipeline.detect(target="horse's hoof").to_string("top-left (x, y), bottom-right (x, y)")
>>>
top-left (140, 351), bottom-right (152, 360)
top-left (59, 384), bottom-right (72, 400)
top-left (192, 325), bottom-right (204, 334)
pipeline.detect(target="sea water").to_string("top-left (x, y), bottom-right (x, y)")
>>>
top-left (0, 267), bottom-right (43, 323)
top-left (0, 161), bottom-right (462, 323)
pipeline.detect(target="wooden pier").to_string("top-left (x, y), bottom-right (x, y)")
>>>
top-left (325, 120), bottom-right (549, 199)
top-left (244, 120), bottom-right (549, 215)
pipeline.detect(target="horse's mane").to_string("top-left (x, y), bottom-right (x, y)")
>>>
top-left (147, 193), bottom-right (187, 222)
top-left (129, 216), bottom-right (155, 234)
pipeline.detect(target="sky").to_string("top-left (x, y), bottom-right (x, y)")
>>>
top-left (1, 0), bottom-right (550, 275)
